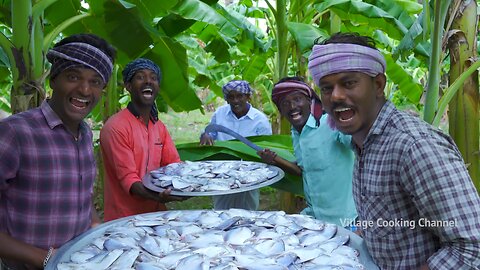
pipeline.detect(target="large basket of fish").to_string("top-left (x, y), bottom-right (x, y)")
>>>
top-left (47, 209), bottom-right (379, 270)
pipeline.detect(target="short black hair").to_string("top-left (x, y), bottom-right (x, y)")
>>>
top-left (314, 32), bottom-right (377, 50)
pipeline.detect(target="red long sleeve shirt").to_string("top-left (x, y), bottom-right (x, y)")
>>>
top-left (100, 108), bottom-right (180, 221)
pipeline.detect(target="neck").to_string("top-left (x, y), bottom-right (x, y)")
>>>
top-left (353, 99), bottom-right (387, 149)
top-left (131, 102), bottom-right (151, 126)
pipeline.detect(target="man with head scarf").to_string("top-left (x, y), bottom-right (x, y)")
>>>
top-left (0, 33), bottom-right (115, 269)
top-left (257, 77), bottom-right (357, 227)
top-left (100, 58), bottom-right (185, 222)
top-left (200, 80), bottom-right (272, 210)
top-left (308, 32), bottom-right (480, 269)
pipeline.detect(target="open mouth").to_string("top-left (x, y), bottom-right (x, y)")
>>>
top-left (289, 111), bottom-right (302, 121)
top-left (70, 97), bottom-right (89, 110)
top-left (142, 87), bottom-right (153, 98)
top-left (334, 107), bottom-right (355, 122)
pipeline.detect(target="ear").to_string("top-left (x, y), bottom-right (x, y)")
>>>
top-left (49, 77), bottom-right (57, 90)
top-left (125, 82), bottom-right (133, 94)
top-left (374, 74), bottom-right (387, 98)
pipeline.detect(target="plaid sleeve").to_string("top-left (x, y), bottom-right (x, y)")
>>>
top-left (402, 136), bottom-right (480, 269)
top-left (0, 122), bottom-right (20, 190)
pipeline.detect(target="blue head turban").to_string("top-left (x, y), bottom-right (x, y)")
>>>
top-left (122, 58), bottom-right (162, 84)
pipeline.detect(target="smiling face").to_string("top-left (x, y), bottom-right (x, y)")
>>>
top-left (49, 67), bottom-right (105, 134)
top-left (225, 90), bottom-right (250, 118)
top-left (278, 92), bottom-right (311, 132)
top-left (318, 71), bottom-right (386, 146)
top-left (126, 69), bottom-right (159, 109)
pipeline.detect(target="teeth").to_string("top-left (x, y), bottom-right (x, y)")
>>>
top-left (142, 88), bottom-right (153, 93)
top-left (72, 97), bottom-right (88, 103)
top-left (334, 108), bottom-right (350, 112)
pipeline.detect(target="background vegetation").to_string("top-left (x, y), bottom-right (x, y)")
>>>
top-left (0, 0), bottom-right (479, 216)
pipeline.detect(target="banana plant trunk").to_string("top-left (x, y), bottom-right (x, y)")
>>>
top-left (447, 0), bottom-right (479, 191)
top-left (10, 0), bottom-right (44, 113)
top-left (275, 0), bottom-right (298, 213)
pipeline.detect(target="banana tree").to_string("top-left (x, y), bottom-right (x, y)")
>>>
top-left (444, 0), bottom-right (479, 189)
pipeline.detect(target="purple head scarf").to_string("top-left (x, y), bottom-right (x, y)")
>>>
top-left (222, 80), bottom-right (253, 99)
top-left (47, 42), bottom-right (114, 84)
top-left (272, 80), bottom-right (324, 127)
top-left (308, 43), bottom-right (386, 86)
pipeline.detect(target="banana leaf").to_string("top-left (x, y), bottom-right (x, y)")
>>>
top-left (176, 134), bottom-right (304, 195)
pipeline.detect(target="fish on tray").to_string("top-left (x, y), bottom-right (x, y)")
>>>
top-left (55, 209), bottom-right (365, 270)
top-left (149, 161), bottom-right (279, 193)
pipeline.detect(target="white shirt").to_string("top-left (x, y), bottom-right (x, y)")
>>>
top-left (207, 104), bottom-right (272, 141)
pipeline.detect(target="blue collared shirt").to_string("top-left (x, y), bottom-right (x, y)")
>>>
top-left (292, 114), bottom-right (357, 226)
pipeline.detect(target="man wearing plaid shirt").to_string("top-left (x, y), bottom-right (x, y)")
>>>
top-left (308, 32), bottom-right (480, 269)
top-left (0, 34), bottom-right (115, 269)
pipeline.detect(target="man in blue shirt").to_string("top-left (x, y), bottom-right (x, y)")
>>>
top-left (258, 77), bottom-right (357, 227)
top-left (200, 80), bottom-right (272, 210)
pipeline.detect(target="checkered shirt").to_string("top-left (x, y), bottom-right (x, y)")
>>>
top-left (0, 101), bottom-right (95, 249)
top-left (353, 101), bottom-right (480, 269)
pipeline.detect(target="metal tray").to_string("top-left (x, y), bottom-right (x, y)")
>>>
top-left (142, 161), bottom-right (285, 196)
top-left (46, 210), bottom-right (379, 270)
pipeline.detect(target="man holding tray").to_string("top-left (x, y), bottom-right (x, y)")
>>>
top-left (100, 58), bottom-right (185, 221)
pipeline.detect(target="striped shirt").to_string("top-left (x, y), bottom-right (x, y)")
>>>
top-left (354, 101), bottom-right (480, 269)
top-left (0, 101), bottom-right (95, 250)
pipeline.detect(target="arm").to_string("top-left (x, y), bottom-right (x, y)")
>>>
top-left (200, 113), bottom-right (218, 145)
top-left (0, 232), bottom-right (49, 269)
top-left (0, 123), bottom-right (48, 267)
top-left (257, 148), bottom-right (302, 176)
top-left (100, 123), bottom-right (186, 203)
top-left (403, 138), bottom-right (480, 268)
top-left (199, 132), bottom-right (215, 146)
top-left (90, 201), bottom-right (101, 228)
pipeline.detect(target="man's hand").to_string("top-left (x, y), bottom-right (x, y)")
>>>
top-left (200, 133), bottom-right (215, 146)
top-left (130, 182), bottom-right (187, 203)
top-left (257, 148), bottom-right (278, 165)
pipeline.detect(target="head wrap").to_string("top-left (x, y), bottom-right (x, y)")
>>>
top-left (122, 58), bottom-right (162, 84)
top-left (47, 42), bottom-right (113, 84)
top-left (272, 80), bottom-right (323, 127)
top-left (122, 58), bottom-right (161, 123)
top-left (222, 80), bottom-right (253, 99)
top-left (308, 43), bottom-right (386, 86)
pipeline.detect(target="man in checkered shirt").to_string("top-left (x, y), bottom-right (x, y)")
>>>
top-left (308, 32), bottom-right (480, 269)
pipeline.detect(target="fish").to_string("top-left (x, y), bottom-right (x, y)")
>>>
top-left (148, 161), bottom-right (278, 193)
top-left (54, 210), bottom-right (365, 270)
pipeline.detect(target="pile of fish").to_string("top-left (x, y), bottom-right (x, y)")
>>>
top-left (149, 161), bottom-right (279, 192)
top-left (55, 209), bottom-right (365, 269)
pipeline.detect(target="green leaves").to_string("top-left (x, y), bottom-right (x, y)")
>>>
top-left (176, 135), bottom-right (304, 195)
top-left (287, 22), bottom-right (328, 53)
top-left (384, 54), bottom-right (423, 104)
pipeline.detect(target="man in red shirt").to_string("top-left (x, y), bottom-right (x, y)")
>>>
top-left (100, 58), bottom-right (185, 221)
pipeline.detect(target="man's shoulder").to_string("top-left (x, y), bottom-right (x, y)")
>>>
top-left (379, 108), bottom-right (451, 151)
top-left (101, 109), bottom-right (134, 133)
top-left (247, 106), bottom-right (269, 120)
top-left (0, 107), bottom-right (43, 128)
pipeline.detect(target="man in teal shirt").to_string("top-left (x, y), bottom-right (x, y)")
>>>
top-left (258, 77), bottom-right (357, 226)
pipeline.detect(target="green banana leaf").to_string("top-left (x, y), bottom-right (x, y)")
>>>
top-left (176, 134), bottom-right (304, 195)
